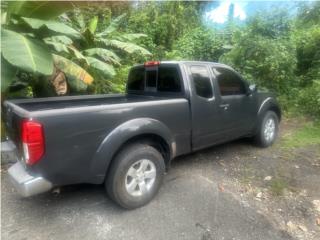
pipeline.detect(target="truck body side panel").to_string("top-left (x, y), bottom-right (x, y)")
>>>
top-left (5, 98), bottom-right (191, 185)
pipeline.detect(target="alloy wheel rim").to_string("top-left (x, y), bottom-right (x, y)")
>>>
top-left (125, 159), bottom-right (156, 197)
top-left (264, 118), bottom-right (275, 142)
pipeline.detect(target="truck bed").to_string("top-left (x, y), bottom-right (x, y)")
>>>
top-left (6, 94), bottom-right (170, 112)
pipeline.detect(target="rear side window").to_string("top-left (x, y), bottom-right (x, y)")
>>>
top-left (212, 67), bottom-right (247, 96)
top-left (127, 65), bottom-right (181, 93)
top-left (190, 66), bottom-right (213, 98)
top-left (158, 66), bottom-right (181, 92)
top-left (127, 68), bottom-right (144, 91)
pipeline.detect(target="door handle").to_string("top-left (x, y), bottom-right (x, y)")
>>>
top-left (219, 104), bottom-right (230, 110)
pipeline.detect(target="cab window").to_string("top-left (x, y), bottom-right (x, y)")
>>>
top-left (212, 67), bottom-right (247, 96)
top-left (190, 66), bottom-right (213, 98)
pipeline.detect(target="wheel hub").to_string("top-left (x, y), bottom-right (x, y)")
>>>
top-left (125, 159), bottom-right (156, 197)
top-left (264, 118), bottom-right (275, 142)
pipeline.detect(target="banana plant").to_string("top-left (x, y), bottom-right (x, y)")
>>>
top-left (1, 2), bottom-right (152, 95)
top-left (1, 1), bottom-right (93, 94)
top-left (45, 12), bottom-right (152, 89)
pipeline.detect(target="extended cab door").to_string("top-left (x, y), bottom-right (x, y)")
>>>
top-left (187, 64), bottom-right (228, 150)
top-left (211, 66), bottom-right (256, 138)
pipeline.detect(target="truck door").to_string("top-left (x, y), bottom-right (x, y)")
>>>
top-left (211, 66), bottom-right (256, 138)
top-left (187, 64), bottom-right (228, 150)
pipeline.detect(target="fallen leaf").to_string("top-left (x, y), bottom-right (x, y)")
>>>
top-left (312, 200), bottom-right (320, 212)
top-left (218, 183), bottom-right (225, 192)
top-left (256, 192), bottom-right (262, 198)
top-left (298, 225), bottom-right (307, 232)
top-left (264, 176), bottom-right (272, 181)
top-left (287, 221), bottom-right (297, 231)
top-left (218, 161), bottom-right (226, 167)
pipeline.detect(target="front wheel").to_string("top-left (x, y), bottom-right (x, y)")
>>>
top-left (106, 143), bottom-right (165, 209)
top-left (254, 111), bottom-right (279, 147)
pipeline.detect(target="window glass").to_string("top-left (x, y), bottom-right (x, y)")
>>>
top-left (190, 66), bottom-right (213, 98)
top-left (158, 66), bottom-right (181, 92)
top-left (127, 68), bottom-right (144, 91)
top-left (127, 65), bottom-right (182, 93)
top-left (213, 67), bottom-right (247, 96)
top-left (146, 70), bottom-right (157, 88)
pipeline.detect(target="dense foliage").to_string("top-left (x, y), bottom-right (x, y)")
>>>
top-left (1, 1), bottom-right (150, 96)
top-left (1, 1), bottom-right (319, 118)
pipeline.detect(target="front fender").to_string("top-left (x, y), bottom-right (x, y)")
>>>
top-left (253, 96), bottom-right (281, 134)
top-left (90, 118), bottom-right (175, 183)
top-left (257, 97), bottom-right (281, 120)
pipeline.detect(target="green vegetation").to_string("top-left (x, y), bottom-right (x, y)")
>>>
top-left (281, 122), bottom-right (320, 149)
top-left (1, 1), bottom-right (319, 118)
top-left (269, 178), bottom-right (289, 196)
top-left (1, 1), bottom-right (149, 96)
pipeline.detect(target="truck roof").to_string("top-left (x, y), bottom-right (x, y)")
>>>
top-left (134, 61), bottom-right (232, 69)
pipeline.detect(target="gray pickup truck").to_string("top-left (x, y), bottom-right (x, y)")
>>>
top-left (4, 61), bottom-right (281, 209)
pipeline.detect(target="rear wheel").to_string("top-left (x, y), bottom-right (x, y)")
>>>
top-left (106, 143), bottom-right (165, 209)
top-left (254, 111), bottom-right (279, 147)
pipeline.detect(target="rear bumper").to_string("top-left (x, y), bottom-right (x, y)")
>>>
top-left (8, 162), bottom-right (52, 197)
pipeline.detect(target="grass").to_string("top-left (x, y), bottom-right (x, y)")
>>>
top-left (269, 178), bottom-right (289, 196)
top-left (281, 122), bottom-right (320, 149)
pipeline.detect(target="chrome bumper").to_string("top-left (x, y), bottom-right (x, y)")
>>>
top-left (8, 162), bottom-right (52, 197)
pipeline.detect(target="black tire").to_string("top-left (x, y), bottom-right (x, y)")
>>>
top-left (254, 110), bottom-right (279, 148)
top-left (106, 143), bottom-right (165, 209)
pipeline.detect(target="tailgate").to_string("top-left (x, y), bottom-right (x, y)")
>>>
top-left (3, 102), bottom-right (25, 160)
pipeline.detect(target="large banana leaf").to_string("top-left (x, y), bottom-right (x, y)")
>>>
top-left (44, 39), bottom-right (70, 54)
top-left (86, 57), bottom-right (115, 78)
top-left (53, 55), bottom-right (93, 91)
top-left (1, 29), bottom-right (53, 75)
top-left (73, 10), bottom-right (85, 30)
top-left (45, 40), bottom-right (87, 64)
top-left (117, 33), bottom-right (148, 41)
top-left (44, 35), bottom-right (73, 45)
top-left (104, 39), bottom-right (152, 56)
top-left (96, 14), bottom-right (126, 37)
top-left (7, 1), bottom-right (85, 20)
top-left (1, 57), bottom-right (17, 92)
top-left (67, 46), bottom-right (88, 64)
top-left (83, 48), bottom-right (121, 65)
top-left (22, 17), bottom-right (80, 38)
top-left (88, 16), bottom-right (98, 34)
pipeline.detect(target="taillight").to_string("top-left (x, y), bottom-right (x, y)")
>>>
top-left (21, 120), bottom-right (45, 165)
top-left (144, 61), bottom-right (160, 67)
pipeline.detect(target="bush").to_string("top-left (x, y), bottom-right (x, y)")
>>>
top-left (166, 27), bottom-right (224, 61)
top-left (297, 80), bottom-right (320, 117)
top-left (220, 33), bottom-right (297, 95)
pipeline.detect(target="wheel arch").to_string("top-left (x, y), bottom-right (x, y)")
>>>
top-left (253, 97), bottom-right (281, 135)
top-left (90, 118), bottom-right (175, 183)
top-left (258, 97), bottom-right (281, 121)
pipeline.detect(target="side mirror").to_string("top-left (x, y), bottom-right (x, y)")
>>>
top-left (247, 84), bottom-right (257, 95)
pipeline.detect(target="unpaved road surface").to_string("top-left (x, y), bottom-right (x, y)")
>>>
top-left (1, 119), bottom-right (319, 240)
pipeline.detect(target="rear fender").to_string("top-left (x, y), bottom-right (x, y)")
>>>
top-left (90, 118), bottom-right (175, 183)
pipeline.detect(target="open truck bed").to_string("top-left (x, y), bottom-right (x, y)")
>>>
top-left (5, 94), bottom-right (168, 113)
